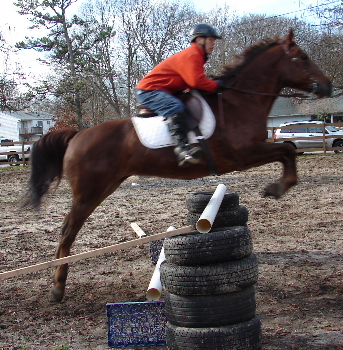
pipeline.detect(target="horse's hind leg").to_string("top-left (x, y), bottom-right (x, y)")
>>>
top-left (51, 178), bottom-right (127, 302)
top-left (52, 206), bottom-right (91, 302)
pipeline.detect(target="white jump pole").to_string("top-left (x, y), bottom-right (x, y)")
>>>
top-left (130, 222), bottom-right (147, 237)
top-left (0, 225), bottom-right (193, 281)
top-left (196, 184), bottom-right (227, 233)
top-left (146, 226), bottom-right (176, 301)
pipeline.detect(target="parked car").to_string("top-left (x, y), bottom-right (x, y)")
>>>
top-left (274, 121), bottom-right (343, 153)
top-left (0, 139), bottom-right (31, 165)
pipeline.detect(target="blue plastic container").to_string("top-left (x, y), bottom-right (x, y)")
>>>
top-left (106, 301), bottom-right (166, 348)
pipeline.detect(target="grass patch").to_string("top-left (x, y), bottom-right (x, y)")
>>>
top-left (0, 164), bottom-right (30, 172)
top-left (298, 152), bottom-right (343, 158)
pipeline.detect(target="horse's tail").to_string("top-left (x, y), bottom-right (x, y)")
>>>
top-left (23, 128), bottom-right (78, 209)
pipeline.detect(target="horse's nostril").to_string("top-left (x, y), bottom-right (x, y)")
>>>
top-left (313, 81), bottom-right (332, 97)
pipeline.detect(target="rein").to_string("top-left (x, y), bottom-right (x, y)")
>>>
top-left (223, 86), bottom-right (310, 99)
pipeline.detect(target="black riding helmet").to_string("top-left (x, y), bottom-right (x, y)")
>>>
top-left (190, 23), bottom-right (222, 43)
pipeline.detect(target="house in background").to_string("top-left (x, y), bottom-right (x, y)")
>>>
top-left (0, 110), bottom-right (55, 142)
top-left (268, 95), bottom-right (343, 128)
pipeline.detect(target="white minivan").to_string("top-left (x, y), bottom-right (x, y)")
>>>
top-left (274, 121), bottom-right (343, 153)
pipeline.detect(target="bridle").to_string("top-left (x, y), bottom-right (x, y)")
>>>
top-left (217, 42), bottom-right (320, 131)
top-left (220, 42), bottom-right (320, 99)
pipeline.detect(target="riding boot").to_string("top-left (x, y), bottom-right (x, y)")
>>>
top-left (165, 113), bottom-right (202, 167)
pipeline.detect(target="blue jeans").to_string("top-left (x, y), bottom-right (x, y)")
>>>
top-left (135, 89), bottom-right (185, 117)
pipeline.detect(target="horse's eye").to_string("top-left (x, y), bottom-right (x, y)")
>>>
top-left (301, 54), bottom-right (308, 60)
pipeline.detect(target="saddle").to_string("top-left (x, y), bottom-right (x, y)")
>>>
top-left (136, 91), bottom-right (204, 131)
top-left (132, 90), bottom-right (217, 175)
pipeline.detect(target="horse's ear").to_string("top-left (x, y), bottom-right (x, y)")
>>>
top-left (282, 28), bottom-right (295, 53)
top-left (287, 28), bottom-right (294, 41)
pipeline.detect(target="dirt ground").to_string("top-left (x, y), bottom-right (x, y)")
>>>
top-left (1, 154), bottom-right (343, 350)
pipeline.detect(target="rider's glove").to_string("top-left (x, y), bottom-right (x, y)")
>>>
top-left (215, 79), bottom-right (226, 92)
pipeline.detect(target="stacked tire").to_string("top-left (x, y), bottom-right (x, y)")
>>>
top-left (160, 191), bottom-right (261, 350)
top-left (185, 191), bottom-right (249, 230)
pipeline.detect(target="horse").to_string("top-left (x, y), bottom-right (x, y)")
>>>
top-left (23, 29), bottom-right (331, 302)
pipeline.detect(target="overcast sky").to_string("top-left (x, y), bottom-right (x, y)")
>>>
top-left (0, 0), bottom-right (326, 43)
top-left (194, 0), bottom-right (319, 15)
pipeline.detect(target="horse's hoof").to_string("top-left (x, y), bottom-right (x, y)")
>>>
top-left (263, 183), bottom-right (283, 199)
top-left (51, 286), bottom-right (65, 303)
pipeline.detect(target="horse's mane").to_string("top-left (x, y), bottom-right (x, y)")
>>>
top-left (215, 36), bottom-right (282, 80)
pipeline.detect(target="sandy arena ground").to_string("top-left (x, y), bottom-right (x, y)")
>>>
top-left (1, 154), bottom-right (343, 350)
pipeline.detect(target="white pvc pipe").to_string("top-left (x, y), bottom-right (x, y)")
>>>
top-left (130, 222), bottom-right (146, 237)
top-left (196, 184), bottom-right (227, 233)
top-left (145, 248), bottom-right (165, 301)
top-left (146, 226), bottom-right (176, 301)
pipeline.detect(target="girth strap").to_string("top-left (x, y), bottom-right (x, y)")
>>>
top-left (193, 126), bottom-right (217, 176)
top-left (217, 92), bottom-right (227, 140)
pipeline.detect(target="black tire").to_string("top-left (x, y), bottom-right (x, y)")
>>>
top-left (284, 141), bottom-right (303, 155)
top-left (166, 316), bottom-right (262, 350)
top-left (187, 205), bottom-right (249, 229)
top-left (8, 154), bottom-right (20, 166)
top-left (186, 191), bottom-right (239, 213)
top-left (160, 254), bottom-right (258, 295)
top-left (284, 141), bottom-right (297, 149)
top-left (333, 139), bottom-right (343, 153)
top-left (165, 286), bottom-right (256, 327)
top-left (163, 226), bottom-right (252, 266)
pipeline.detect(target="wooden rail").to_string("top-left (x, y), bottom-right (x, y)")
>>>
top-left (0, 225), bottom-right (194, 280)
top-left (0, 140), bottom-right (35, 166)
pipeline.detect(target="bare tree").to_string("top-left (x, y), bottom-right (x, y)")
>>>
top-left (114, 0), bottom-right (198, 114)
top-left (308, 29), bottom-right (343, 90)
top-left (76, 0), bottom-right (126, 119)
top-left (0, 32), bottom-right (31, 111)
top-left (311, 0), bottom-right (343, 27)
top-left (14, 0), bottom-right (107, 129)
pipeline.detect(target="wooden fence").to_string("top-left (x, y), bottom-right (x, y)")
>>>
top-left (266, 122), bottom-right (343, 154)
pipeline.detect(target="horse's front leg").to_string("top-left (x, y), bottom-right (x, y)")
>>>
top-left (235, 142), bottom-right (298, 199)
top-left (263, 143), bottom-right (298, 199)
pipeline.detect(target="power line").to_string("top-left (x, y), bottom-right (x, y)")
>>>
top-left (262, 0), bottom-right (339, 20)
top-left (232, 0), bottom-right (340, 28)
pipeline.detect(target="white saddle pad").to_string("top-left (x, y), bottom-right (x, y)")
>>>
top-left (131, 91), bottom-right (216, 149)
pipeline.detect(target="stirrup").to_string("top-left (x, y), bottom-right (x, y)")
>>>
top-left (176, 146), bottom-right (202, 167)
top-left (187, 145), bottom-right (202, 158)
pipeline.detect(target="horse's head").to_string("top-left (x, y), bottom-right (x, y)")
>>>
top-left (280, 29), bottom-right (332, 98)
top-left (217, 29), bottom-right (332, 99)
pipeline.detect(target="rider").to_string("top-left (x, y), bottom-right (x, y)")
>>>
top-left (135, 23), bottom-right (223, 167)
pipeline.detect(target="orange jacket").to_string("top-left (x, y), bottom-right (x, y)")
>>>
top-left (136, 43), bottom-right (218, 94)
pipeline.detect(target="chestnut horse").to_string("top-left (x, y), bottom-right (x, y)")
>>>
top-left (23, 30), bottom-right (331, 302)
